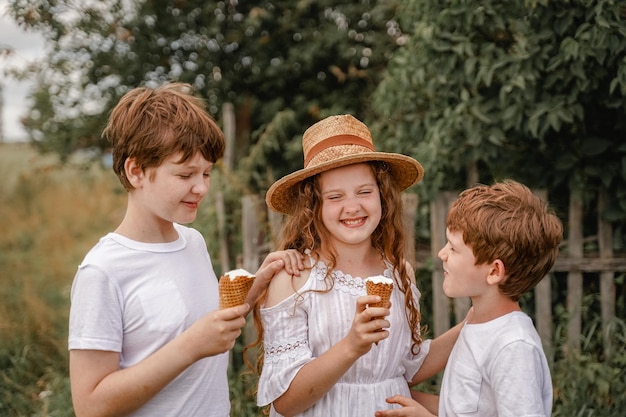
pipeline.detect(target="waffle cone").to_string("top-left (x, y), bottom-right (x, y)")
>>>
top-left (366, 280), bottom-right (393, 345)
top-left (219, 274), bottom-right (255, 309)
top-left (365, 281), bottom-right (393, 309)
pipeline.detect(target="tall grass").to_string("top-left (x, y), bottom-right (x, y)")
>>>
top-left (0, 144), bottom-right (125, 416)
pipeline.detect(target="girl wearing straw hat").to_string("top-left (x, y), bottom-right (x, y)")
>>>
top-left (251, 115), bottom-right (466, 416)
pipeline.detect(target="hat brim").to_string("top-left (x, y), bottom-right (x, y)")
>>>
top-left (266, 152), bottom-right (424, 215)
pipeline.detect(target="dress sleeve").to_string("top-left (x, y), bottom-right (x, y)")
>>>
top-left (402, 338), bottom-right (431, 382)
top-left (401, 283), bottom-right (431, 381)
top-left (257, 294), bottom-right (313, 407)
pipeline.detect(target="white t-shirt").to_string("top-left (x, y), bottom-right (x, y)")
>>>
top-left (68, 223), bottom-right (230, 417)
top-left (257, 259), bottom-right (431, 416)
top-left (439, 311), bottom-right (552, 417)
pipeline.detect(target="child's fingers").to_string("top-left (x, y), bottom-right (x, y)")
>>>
top-left (385, 395), bottom-right (416, 406)
top-left (255, 258), bottom-right (286, 282)
top-left (356, 295), bottom-right (382, 312)
top-left (375, 395), bottom-right (430, 417)
top-left (280, 249), bottom-right (306, 276)
top-left (260, 250), bottom-right (305, 276)
top-left (217, 304), bottom-right (250, 322)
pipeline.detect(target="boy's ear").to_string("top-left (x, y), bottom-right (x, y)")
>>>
top-left (486, 259), bottom-right (506, 285)
top-left (124, 157), bottom-right (144, 188)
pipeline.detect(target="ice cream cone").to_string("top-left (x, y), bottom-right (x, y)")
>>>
top-left (365, 275), bottom-right (393, 311)
top-left (218, 268), bottom-right (255, 309)
top-left (365, 275), bottom-right (393, 345)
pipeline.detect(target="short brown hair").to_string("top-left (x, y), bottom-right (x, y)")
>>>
top-left (103, 83), bottom-right (225, 190)
top-left (446, 180), bottom-right (563, 301)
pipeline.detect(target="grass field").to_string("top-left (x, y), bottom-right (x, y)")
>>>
top-left (0, 143), bottom-right (126, 416)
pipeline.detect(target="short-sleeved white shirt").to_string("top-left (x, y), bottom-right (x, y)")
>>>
top-left (68, 223), bottom-right (230, 417)
top-left (439, 311), bottom-right (552, 417)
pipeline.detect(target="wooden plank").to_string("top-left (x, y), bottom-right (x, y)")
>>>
top-left (267, 209), bottom-right (284, 250)
top-left (416, 251), bottom-right (626, 272)
top-left (566, 189), bottom-right (584, 355)
top-left (241, 195), bottom-right (262, 273)
top-left (598, 190), bottom-right (616, 351)
top-left (430, 191), bottom-right (457, 336)
top-left (533, 189), bottom-right (552, 360)
top-left (221, 102), bottom-right (235, 171)
top-left (454, 297), bottom-right (471, 324)
top-left (402, 193), bottom-right (418, 269)
top-left (215, 191), bottom-right (230, 275)
top-left (241, 194), bottom-right (264, 363)
top-left (535, 276), bottom-right (553, 360)
top-left (552, 256), bottom-right (626, 272)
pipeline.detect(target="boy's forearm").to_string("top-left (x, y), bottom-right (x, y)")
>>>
top-left (410, 319), bottom-right (465, 384)
top-left (71, 334), bottom-right (196, 417)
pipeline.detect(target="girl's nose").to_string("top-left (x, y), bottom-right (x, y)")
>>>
top-left (344, 196), bottom-right (362, 213)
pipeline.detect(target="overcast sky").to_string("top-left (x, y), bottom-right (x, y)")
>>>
top-left (0, 0), bottom-right (46, 142)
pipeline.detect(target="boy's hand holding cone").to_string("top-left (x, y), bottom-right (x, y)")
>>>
top-left (218, 268), bottom-right (255, 309)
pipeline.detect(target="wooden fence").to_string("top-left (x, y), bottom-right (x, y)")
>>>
top-left (227, 189), bottom-right (626, 358)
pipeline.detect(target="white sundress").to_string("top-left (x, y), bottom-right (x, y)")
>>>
top-left (257, 259), bottom-right (431, 416)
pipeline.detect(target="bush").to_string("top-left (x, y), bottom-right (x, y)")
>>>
top-left (552, 316), bottom-right (626, 416)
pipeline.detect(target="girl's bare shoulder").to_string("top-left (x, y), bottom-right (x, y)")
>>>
top-left (264, 266), bottom-right (311, 308)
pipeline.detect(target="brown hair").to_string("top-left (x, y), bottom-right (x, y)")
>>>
top-left (446, 179), bottom-right (563, 301)
top-left (102, 83), bottom-right (225, 190)
top-left (248, 161), bottom-right (423, 379)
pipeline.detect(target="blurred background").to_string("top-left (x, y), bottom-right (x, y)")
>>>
top-left (1, 0), bottom-right (625, 416)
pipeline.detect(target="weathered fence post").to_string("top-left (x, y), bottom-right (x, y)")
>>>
top-left (430, 191), bottom-right (459, 336)
top-left (215, 103), bottom-right (236, 274)
top-left (267, 209), bottom-right (284, 250)
top-left (241, 194), bottom-right (267, 360)
top-left (533, 190), bottom-right (553, 361)
top-left (241, 194), bottom-right (264, 280)
top-left (598, 190), bottom-right (616, 353)
top-left (566, 188), bottom-right (584, 355)
top-left (402, 193), bottom-right (418, 268)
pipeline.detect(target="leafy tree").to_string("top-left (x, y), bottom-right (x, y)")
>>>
top-left (6, 0), bottom-right (406, 189)
top-left (371, 0), bottom-right (626, 246)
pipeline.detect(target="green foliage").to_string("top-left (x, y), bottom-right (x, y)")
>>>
top-left (371, 0), bottom-right (626, 233)
top-left (552, 316), bottom-right (626, 416)
top-left (6, 0), bottom-right (405, 192)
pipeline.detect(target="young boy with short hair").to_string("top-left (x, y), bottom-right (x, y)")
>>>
top-left (68, 82), bottom-right (303, 417)
top-left (376, 179), bottom-right (563, 417)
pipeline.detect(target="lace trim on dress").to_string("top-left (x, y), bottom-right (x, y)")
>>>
top-left (310, 261), bottom-right (365, 295)
top-left (309, 257), bottom-right (396, 296)
top-left (264, 338), bottom-right (310, 363)
top-left (333, 270), bottom-right (365, 295)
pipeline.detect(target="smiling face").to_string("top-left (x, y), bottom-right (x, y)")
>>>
top-left (318, 163), bottom-right (382, 250)
top-left (134, 151), bottom-right (214, 226)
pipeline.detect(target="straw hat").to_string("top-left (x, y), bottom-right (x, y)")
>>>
top-left (266, 114), bottom-right (424, 215)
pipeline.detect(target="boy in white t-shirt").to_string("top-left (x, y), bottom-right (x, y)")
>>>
top-left (376, 179), bottom-right (563, 417)
top-left (68, 82), bottom-right (304, 417)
